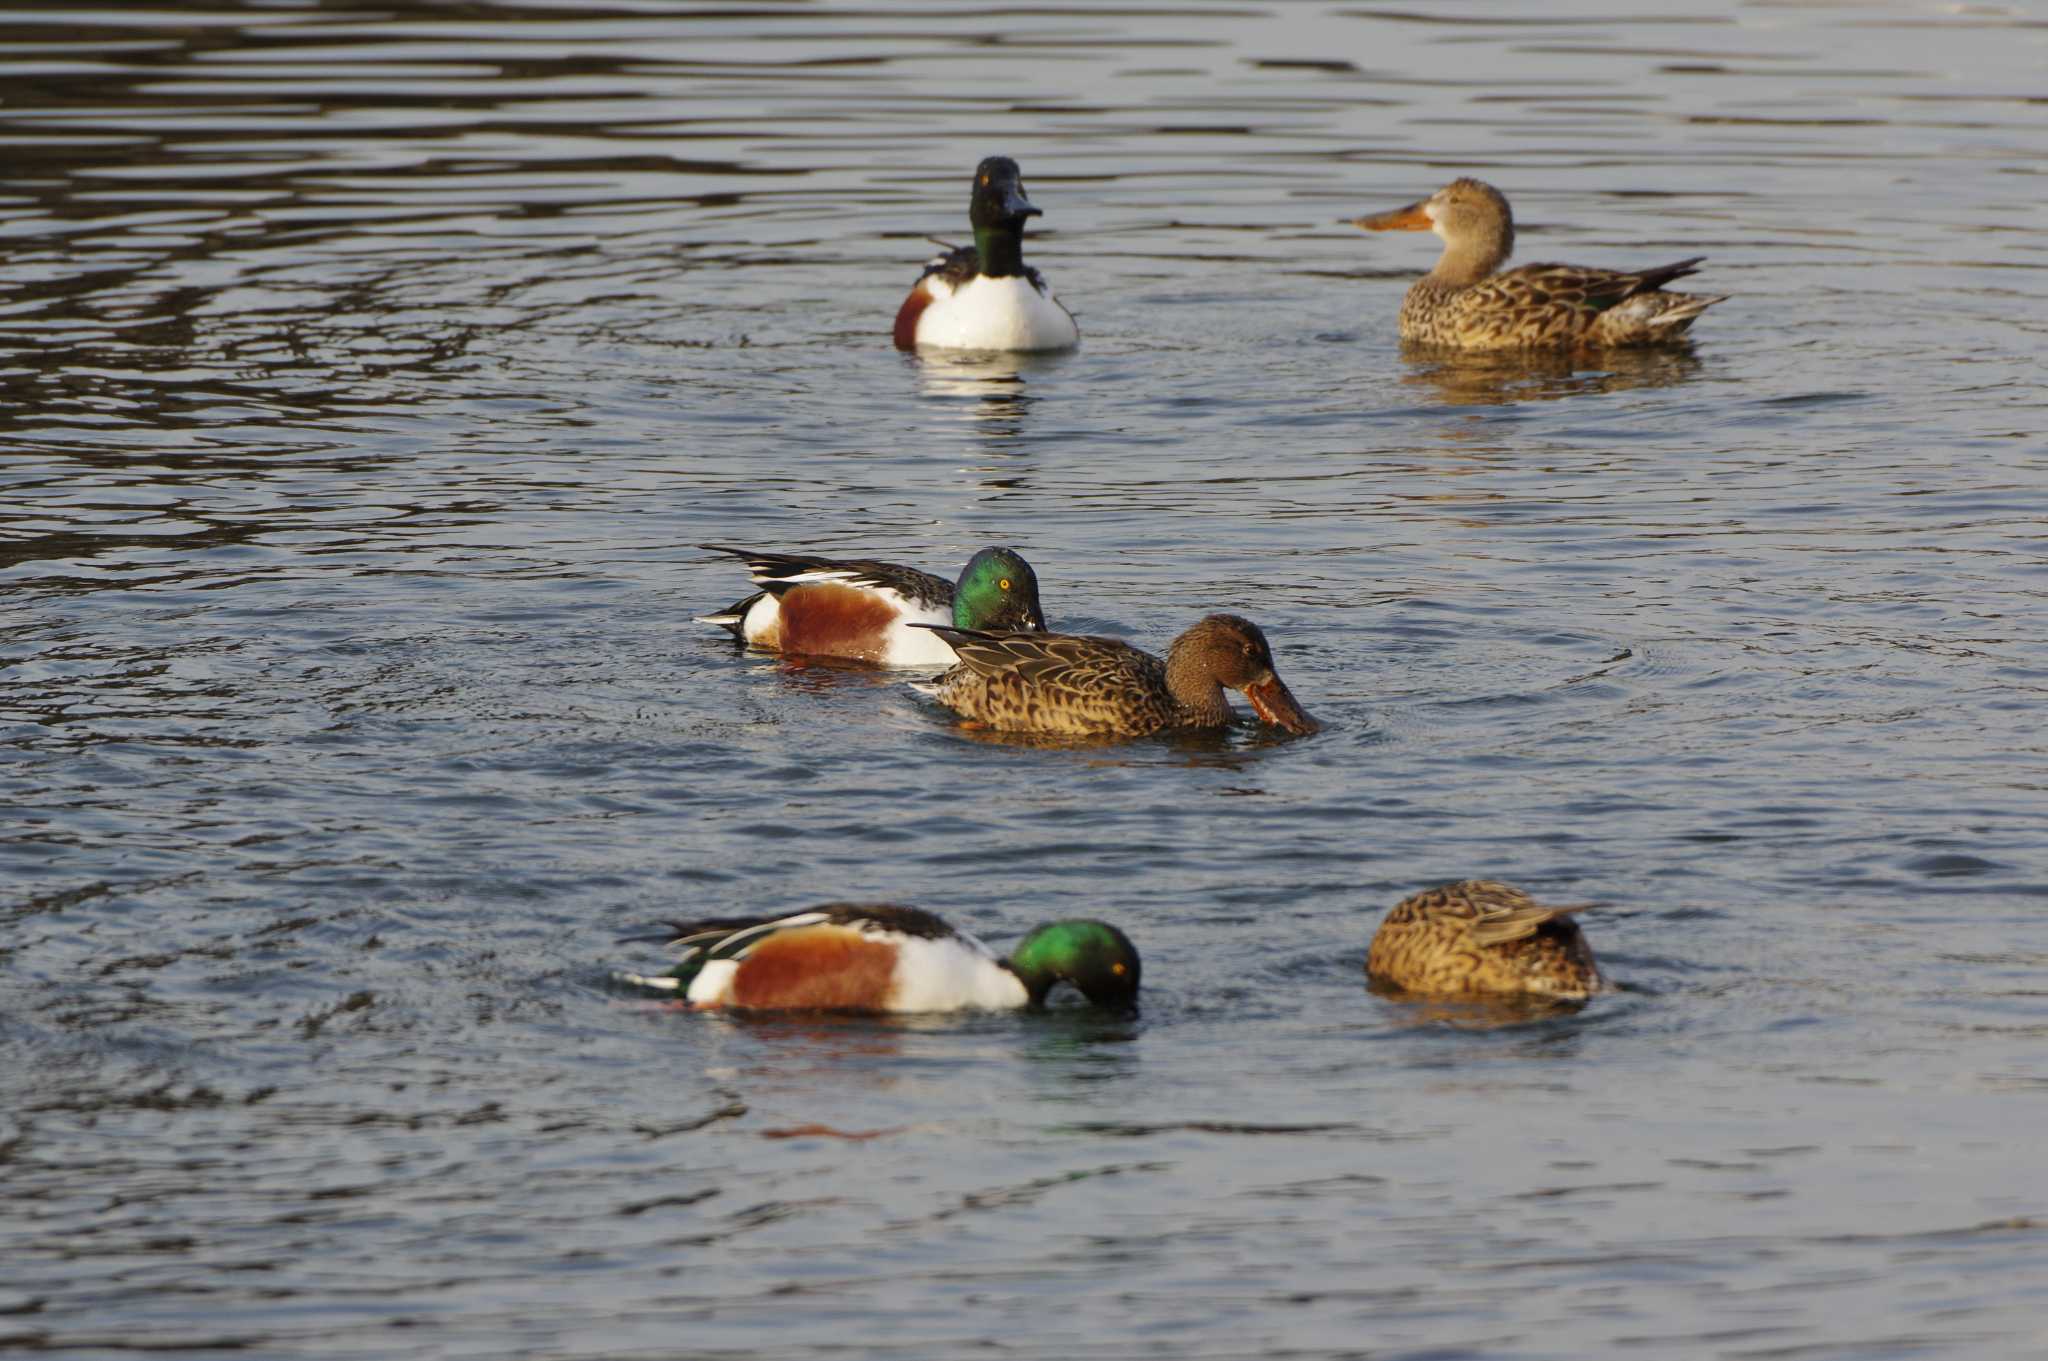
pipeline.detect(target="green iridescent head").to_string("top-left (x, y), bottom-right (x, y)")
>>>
top-left (952, 546), bottom-right (1045, 632)
top-left (1005, 919), bottom-right (1141, 1008)
top-left (969, 156), bottom-right (1040, 279)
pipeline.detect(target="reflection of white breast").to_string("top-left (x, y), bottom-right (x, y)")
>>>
top-left (915, 274), bottom-right (1079, 352)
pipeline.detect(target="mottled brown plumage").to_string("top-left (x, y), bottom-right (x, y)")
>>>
top-left (1365, 880), bottom-right (1604, 1000)
top-left (1354, 178), bottom-right (1724, 350)
top-left (915, 613), bottom-right (1318, 740)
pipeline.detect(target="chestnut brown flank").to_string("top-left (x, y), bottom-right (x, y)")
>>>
top-left (892, 283), bottom-right (934, 350)
top-left (731, 926), bottom-right (899, 1010)
top-left (779, 583), bottom-right (902, 661)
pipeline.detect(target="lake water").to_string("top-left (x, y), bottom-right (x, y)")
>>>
top-left (4, 2), bottom-right (2047, 1357)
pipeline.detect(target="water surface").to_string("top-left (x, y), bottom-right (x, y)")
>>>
top-left (5, 2), bottom-right (2048, 1358)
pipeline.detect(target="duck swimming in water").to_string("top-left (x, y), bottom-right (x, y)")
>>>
top-left (912, 613), bottom-right (1318, 740)
top-left (698, 544), bottom-right (1045, 668)
top-left (1365, 880), bottom-right (1604, 1000)
top-left (893, 156), bottom-right (1079, 353)
top-left (1354, 178), bottom-right (1724, 350)
top-left (616, 904), bottom-right (1140, 1013)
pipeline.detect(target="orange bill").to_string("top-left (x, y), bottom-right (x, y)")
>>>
top-left (1244, 675), bottom-right (1319, 735)
top-left (1352, 201), bottom-right (1432, 232)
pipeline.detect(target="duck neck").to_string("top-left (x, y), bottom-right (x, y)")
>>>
top-left (1164, 648), bottom-right (1232, 725)
top-left (997, 959), bottom-right (1050, 1006)
top-left (974, 224), bottom-right (1026, 279)
top-left (1428, 225), bottom-right (1511, 287)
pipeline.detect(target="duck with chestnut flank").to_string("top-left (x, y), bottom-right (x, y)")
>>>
top-left (1354, 178), bottom-right (1724, 350)
top-left (614, 904), bottom-right (1140, 1013)
top-left (699, 544), bottom-right (1045, 668)
top-left (1365, 880), bottom-right (1604, 1000)
top-left (893, 157), bottom-right (1078, 352)
top-left (911, 613), bottom-right (1318, 739)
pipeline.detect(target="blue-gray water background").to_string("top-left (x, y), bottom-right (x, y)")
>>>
top-left (4, 2), bottom-right (2047, 1357)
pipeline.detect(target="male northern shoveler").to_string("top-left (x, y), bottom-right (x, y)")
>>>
top-left (911, 613), bottom-right (1318, 739)
top-left (893, 157), bottom-right (1079, 353)
top-left (1353, 178), bottom-right (1725, 350)
top-left (1365, 880), bottom-right (1604, 1000)
top-left (698, 544), bottom-right (1045, 668)
top-left (614, 904), bottom-right (1140, 1013)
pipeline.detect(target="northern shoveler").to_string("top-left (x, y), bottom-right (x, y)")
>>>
top-left (893, 157), bottom-right (1079, 353)
top-left (1365, 880), bottom-right (1604, 1000)
top-left (699, 544), bottom-right (1045, 668)
top-left (1353, 178), bottom-right (1725, 350)
top-left (911, 613), bottom-right (1318, 739)
top-left (615, 904), bottom-right (1140, 1012)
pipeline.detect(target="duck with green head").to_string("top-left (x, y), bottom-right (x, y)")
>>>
top-left (699, 543), bottom-right (1046, 667)
top-left (894, 156), bottom-right (1079, 352)
top-left (615, 904), bottom-right (1141, 1012)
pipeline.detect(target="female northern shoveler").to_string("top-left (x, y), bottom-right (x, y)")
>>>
top-left (699, 544), bottom-right (1045, 668)
top-left (911, 613), bottom-right (1318, 739)
top-left (1353, 178), bottom-right (1725, 350)
top-left (615, 904), bottom-right (1140, 1013)
top-left (1365, 880), bottom-right (1604, 1000)
top-left (893, 156), bottom-right (1079, 353)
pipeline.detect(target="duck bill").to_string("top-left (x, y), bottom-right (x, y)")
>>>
top-left (1243, 674), bottom-right (1319, 735)
top-left (1352, 201), bottom-right (1431, 232)
top-left (1004, 185), bottom-right (1042, 219)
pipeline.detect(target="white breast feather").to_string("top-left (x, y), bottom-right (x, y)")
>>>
top-left (877, 601), bottom-right (963, 668)
top-left (914, 275), bottom-right (1078, 352)
top-left (887, 933), bottom-right (1030, 1011)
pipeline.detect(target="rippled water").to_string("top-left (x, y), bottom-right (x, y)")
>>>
top-left (5, 2), bottom-right (2048, 1357)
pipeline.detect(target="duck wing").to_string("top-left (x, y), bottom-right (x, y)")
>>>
top-left (700, 545), bottom-right (953, 611)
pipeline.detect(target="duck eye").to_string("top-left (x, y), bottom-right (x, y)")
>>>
top-left (1111, 962), bottom-right (1126, 975)
top-left (999, 578), bottom-right (1012, 591)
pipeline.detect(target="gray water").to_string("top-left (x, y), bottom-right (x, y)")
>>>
top-left (5, 2), bottom-right (2048, 1357)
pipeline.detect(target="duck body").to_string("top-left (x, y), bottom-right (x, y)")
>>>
top-left (897, 252), bottom-right (1078, 352)
top-left (913, 613), bottom-right (1318, 740)
top-left (615, 904), bottom-right (1140, 1013)
top-left (894, 157), bottom-right (1078, 353)
top-left (1356, 178), bottom-right (1724, 351)
top-left (699, 544), bottom-right (1044, 668)
top-left (1366, 880), bottom-right (1604, 1000)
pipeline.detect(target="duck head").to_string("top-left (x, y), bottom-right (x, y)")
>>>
top-left (1353, 177), bottom-right (1514, 278)
top-left (953, 546), bottom-right (1046, 632)
top-left (970, 156), bottom-right (1041, 278)
top-left (1005, 919), bottom-right (1141, 1008)
top-left (1167, 614), bottom-right (1319, 735)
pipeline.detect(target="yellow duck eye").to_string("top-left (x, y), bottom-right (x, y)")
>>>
top-left (999, 578), bottom-right (1012, 591)
top-left (1111, 962), bottom-right (1127, 975)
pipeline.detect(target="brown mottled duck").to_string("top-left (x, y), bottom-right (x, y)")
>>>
top-left (1366, 880), bottom-right (1604, 1000)
top-left (912, 613), bottom-right (1318, 740)
top-left (1354, 178), bottom-right (1724, 350)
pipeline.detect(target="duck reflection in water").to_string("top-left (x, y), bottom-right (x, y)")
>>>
top-left (911, 347), bottom-right (1073, 441)
top-left (1401, 344), bottom-right (1705, 408)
